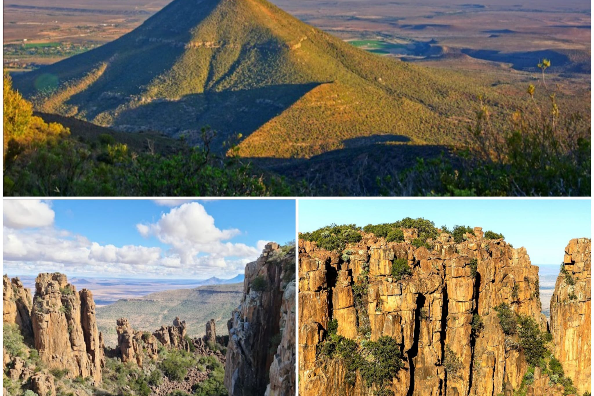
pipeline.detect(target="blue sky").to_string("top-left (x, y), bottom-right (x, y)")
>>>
top-left (51, 199), bottom-right (295, 249)
top-left (299, 199), bottom-right (591, 266)
top-left (4, 199), bottom-right (295, 279)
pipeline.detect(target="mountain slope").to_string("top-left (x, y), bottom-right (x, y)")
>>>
top-left (96, 283), bottom-right (243, 346)
top-left (12, 0), bottom-right (499, 158)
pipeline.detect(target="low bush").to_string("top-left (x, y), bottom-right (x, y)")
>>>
top-left (484, 230), bottom-right (504, 240)
top-left (452, 225), bottom-right (474, 243)
top-left (159, 350), bottom-right (195, 381)
top-left (300, 224), bottom-right (362, 251)
top-left (494, 303), bottom-right (517, 335)
top-left (251, 276), bottom-right (268, 292)
top-left (391, 258), bottom-right (411, 281)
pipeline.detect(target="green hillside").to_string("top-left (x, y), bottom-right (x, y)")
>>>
top-left (96, 283), bottom-right (243, 346)
top-left (12, 0), bottom-right (511, 159)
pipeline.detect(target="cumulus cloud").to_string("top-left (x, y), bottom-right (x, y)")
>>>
top-left (153, 199), bottom-right (196, 207)
top-left (4, 200), bottom-right (55, 229)
top-left (137, 202), bottom-right (257, 264)
top-left (4, 201), bottom-right (264, 279)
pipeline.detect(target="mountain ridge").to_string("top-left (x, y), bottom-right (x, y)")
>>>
top-left (12, 0), bottom-right (500, 159)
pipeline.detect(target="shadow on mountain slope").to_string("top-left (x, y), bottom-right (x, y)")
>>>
top-left (110, 82), bottom-right (323, 149)
top-left (248, 142), bottom-right (453, 196)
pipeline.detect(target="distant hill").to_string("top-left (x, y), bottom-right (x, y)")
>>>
top-left (96, 283), bottom-right (243, 346)
top-left (12, 0), bottom-right (506, 160)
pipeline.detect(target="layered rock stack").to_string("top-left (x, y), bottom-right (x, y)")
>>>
top-left (3, 275), bottom-right (33, 340)
top-left (153, 316), bottom-right (190, 351)
top-left (550, 238), bottom-right (591, 395)
top-left (206, 319), bottom-right (217, 343)
top-left (225, 242), bottom-right (296, 396)
top-left (298, 228), bottom-right (560, 396)
top-left (31, 273), bottom-right (105, 384)
top-left (116, 318), bottom-right (159, 366)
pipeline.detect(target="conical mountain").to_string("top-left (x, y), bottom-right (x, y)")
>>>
top-left (13, 0), bottom-right (486, 158)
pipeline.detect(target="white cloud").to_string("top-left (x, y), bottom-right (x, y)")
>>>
top-left (137, 202), bottom-right (256, 264)
top-left (257, 240), bottom-right (271, 252)
top-left (3, 202), bottom-right (264, 279)
top-left (4, 200), bottom-right (55, 229)
top-left (153, 199), bottom-right (196, 207)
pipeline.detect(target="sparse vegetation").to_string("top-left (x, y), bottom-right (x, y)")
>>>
top-left (251, 276), bottom-right (268, 292)
top-left (319, 334), bottom-right (404, 395)
top-left (3, 323), bottom-right (26, 358)
top-left (484, 230), bottom-right (504, 240)
top-left (471, 314), bottom-right (484, 333)
top-left (159, 350), bottom-right (196, 381)
top-left (494, 303), bottom-right (517, 335)
top-left (469, 258), bottom-right (478, 278)
top-left (300, 224), bottom-right (362, 251)
top-left (391, 258), bottom-right (411, 281)
top-left (443, 346), bottom-right (463, 379)
top-left (452, 225), bottom-right (474, 243)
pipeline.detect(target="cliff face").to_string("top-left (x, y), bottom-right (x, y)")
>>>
top-left (225, 242), bottom-right (296, 396)
top-left (550, 238), bottom-right (591, 395)
top-left (265, 281), bottom-right (296, 396)
top-left (3, 275), bottom-right (33, 340)
top-left (299, 228), bottom-right (557, 396)
top-left (31, 273), bottom-right (104, 384)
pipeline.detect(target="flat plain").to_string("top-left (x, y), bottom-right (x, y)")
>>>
top-left (4, 0), bottom-right (590, 76)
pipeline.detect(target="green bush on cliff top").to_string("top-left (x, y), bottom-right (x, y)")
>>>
top-left (300, 224), bottom-right (362, 251)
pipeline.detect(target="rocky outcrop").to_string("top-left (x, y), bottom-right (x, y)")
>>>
top-left (116, 318), bottom-right (159, 366)
top-left (153, 317), bottom-right (190, 351)
top-left (30, 372), bottom-right (56, 396)
top-left (265, 281), bottom-right (296, 396)
top-left (3, 275), bottom-right (33, 340)
top-left (299, 228), bottom-right (557, 396)
top-left (225, 242), bottom-right (296, 396)
top-left (550, 238), bottom-right (591, 395)
top-left (31, 273), bottom-right (104, 384)
top-left (206, 319), bottom-right (217, 343)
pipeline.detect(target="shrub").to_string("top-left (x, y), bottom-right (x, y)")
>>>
top-left (452, 225), bottom-right (474, 243)
top-left (300, 224), bottom-right (362, 252)
top-left (159, 350), bottom-right (194, 381)
top-left (512, 284), bottom-right (519, 300)
top-left (469, 259), bottom-right (478, 278)
top-left (3, 323), bottom-right (26, 358)
top-left (386, 229), bottom-right (404, 242)
top-left (494, 303), bottom-right (517, 335)
top-left (24, 391), bottom-right (38, 396)
top-left (523, 369), bottom-right (535, 385)
top-left (327, 319), bottom-right (338, 336)
top-left (147, 369), bottom-right (163, 386)
top-left (192, 365), bottom-right (227, 396)
top-left (517, 315), bottom-right (551, 367)
top-left (360, 336), bottom-right (405, 391)
top-left (251, 275), bottom-right (267, 292)
top-left (484, 230), bottom-right (504, 240)
top-left (443, 346), bottom-right (463, 378)
top-left (560, 265), bottom-right (576, 286)
top-left (98, 133), bottom-right (116, 146)
top-left (391, 258), bottom-right (411, 281)
top-left (471, 314), bottom-right (484, 333)
top-left (50, 368), bottom-right (69, 379)
top-left (411, 238), bottom-right (431, 249)
top-left (167, 392), bottom-right (191, 396)
top-left (59, 285), bottom-right (74, 295)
